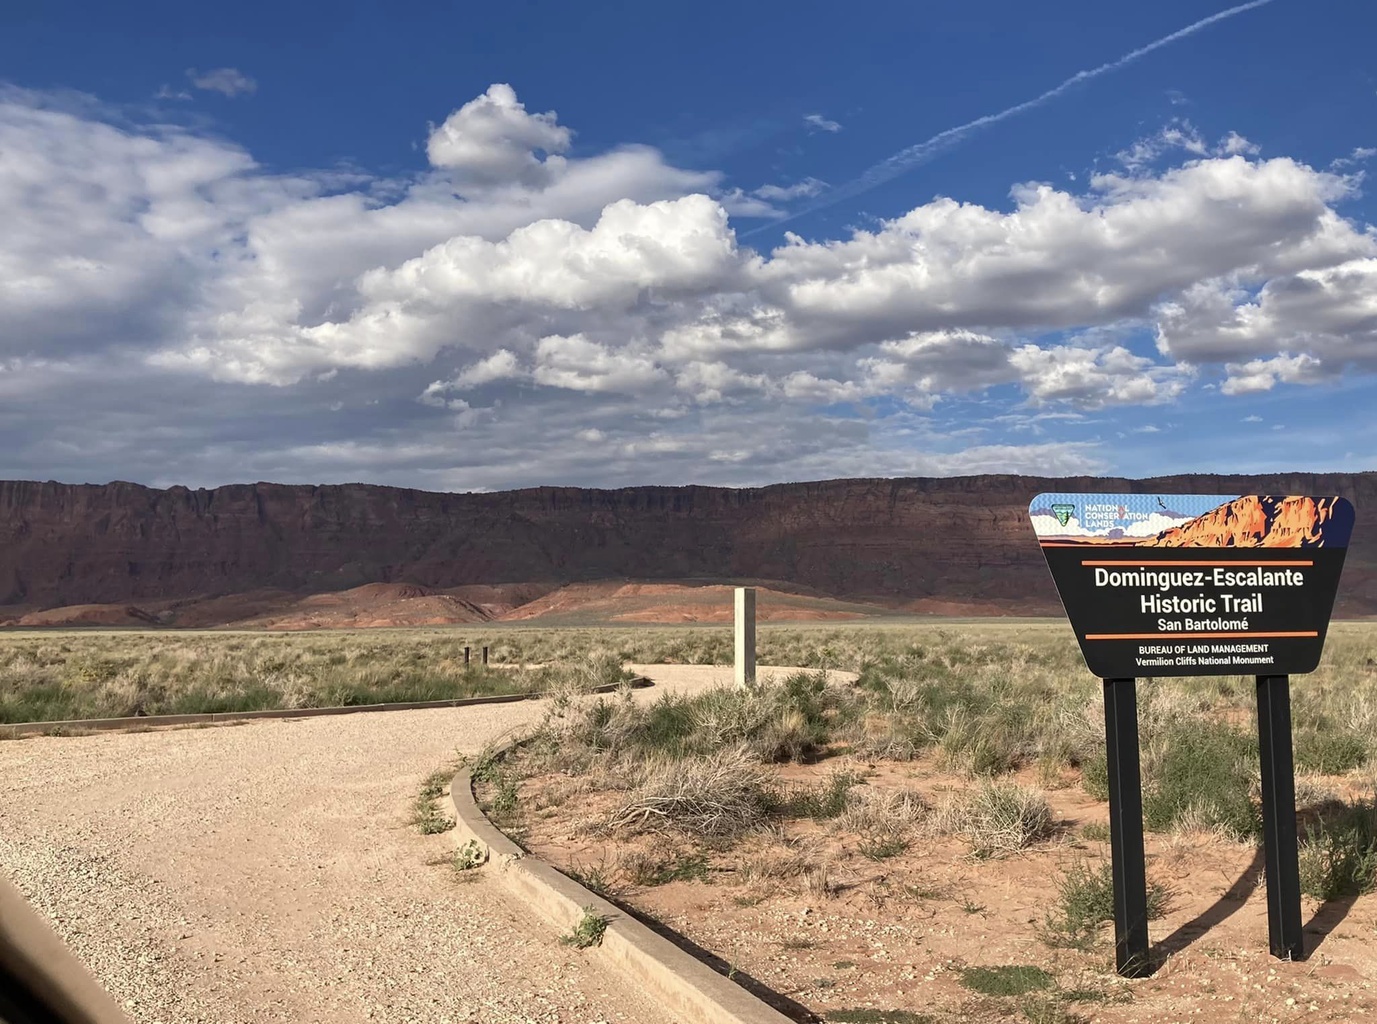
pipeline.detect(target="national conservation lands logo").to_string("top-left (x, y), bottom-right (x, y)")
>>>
top-left (1029, 493), bottom-right (1354, 678)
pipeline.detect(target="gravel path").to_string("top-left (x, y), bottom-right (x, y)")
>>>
top-left (0, 665), bottom-right (851, 1024)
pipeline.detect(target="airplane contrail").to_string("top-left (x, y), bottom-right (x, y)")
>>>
top-left (742, 0), bottom-right (1281, 238)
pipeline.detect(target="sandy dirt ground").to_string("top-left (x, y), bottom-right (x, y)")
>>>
top-left (0, 665), bottom-right (838, 1024)
top-left (510, 708), bottom-right (1377, 1024)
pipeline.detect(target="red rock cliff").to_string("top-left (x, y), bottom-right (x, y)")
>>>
top-left (0, 474), bottom-right (1372, 615)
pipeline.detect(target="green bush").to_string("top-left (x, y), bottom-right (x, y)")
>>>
top-left (1142, 722), bottom-right (1258, 841)
top-left (1294, 729), bottom-right (1368, 775)
top-left (1080, 748), bottom-right (1109, 801)
top-left (780, 769), bottom-right (859, 820)
top-left (1299, 800), bottom-right (1377, 900)
top-left (1041, 859), bottom-right (1170, 950)
top-left (560, 908), bottom-right (608, 949)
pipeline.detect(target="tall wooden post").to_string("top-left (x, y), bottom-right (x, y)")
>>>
top-left (734, 587), bottom-right (756, 688)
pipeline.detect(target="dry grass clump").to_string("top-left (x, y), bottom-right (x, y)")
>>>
top-left (799, 861), bottom-right (839, 899)
top-left (529, 669), bottom-right (859, 771)
top-left (734, 841), bottom-right (813, 887)
top-left (934, 781), bottom-right (1055, 858)
top-left (615, 847), bottom-right (712, 887)
top-left (605, 746), bottom-right (775, 838)
top-left (835, 786), bottom-right (928, 836)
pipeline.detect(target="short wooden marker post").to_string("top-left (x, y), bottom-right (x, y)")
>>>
top-left (464, 646), bottom-right (470, 665)
top-left (482, 646), bottom-right (489, 666)
top-left (734, 587), bottom-right (756, 688)
top-left (1257, 674), bottom-right (1304, 960)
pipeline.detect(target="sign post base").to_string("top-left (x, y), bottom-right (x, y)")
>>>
top-left (1257, 673), bottom-right (1305, 961)
top-left (1104, 676), bottom-right (1152, 977)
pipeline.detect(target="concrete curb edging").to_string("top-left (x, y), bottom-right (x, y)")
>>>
top-left (0, 677), bottom-right (652, 740)
top-left (450, 764), bottom-right (796, 1024)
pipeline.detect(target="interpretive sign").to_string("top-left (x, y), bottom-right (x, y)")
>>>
top-left (1030, 492), bottom-right (1355, 976)
top-left (1029, 493), bottom-right (1354, 679)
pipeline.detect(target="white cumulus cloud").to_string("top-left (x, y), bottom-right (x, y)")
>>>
top-left (426, 83), bottom-right (571, 187)
top-left (0, 82), bottom-right (1374, 489)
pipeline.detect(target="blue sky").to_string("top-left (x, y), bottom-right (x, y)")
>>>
top-left (1, 0), bottom-right (1375, 491)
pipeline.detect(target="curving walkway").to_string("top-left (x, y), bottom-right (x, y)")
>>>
top-left (0, 665), bottom-right (849, 1024)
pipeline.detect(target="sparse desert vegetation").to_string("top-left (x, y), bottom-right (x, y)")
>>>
top-left (9, 620), bottom-right (1377, 1020)
top-left (450, 619), bottom-right (1377, 1023)
top-left (0, 630), bottom-right (633, 724)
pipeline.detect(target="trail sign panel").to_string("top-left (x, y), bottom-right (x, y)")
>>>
top-left (1029, 493), bottom-right (1354, 679)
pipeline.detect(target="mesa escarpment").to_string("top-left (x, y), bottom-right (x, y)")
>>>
top-left (0, 474), bottom-right (1373, 623)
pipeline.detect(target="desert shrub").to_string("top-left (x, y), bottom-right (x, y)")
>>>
top-left (854, 646), bottom-right (1098, 777)
top-left (1142, 721), bottom-right (1258, 841)
top-left (484, 771), bottom-right (522, 822)
top-left (1299, 799), bottom-right (1377, 900)
top-left (605, 746), bottom-right (774, 838)
top-left (1080, 822), bottom-right (1110, 843)
top-left (844, 710), bottom-right (924, 761)
top-left (939, 782), bottom-right (1054, 858)
top-left (452, 840), bottom-right (485, 870)
top-left (858, 834), bottom-right (908, 860)
top-left (566, 855), bottom-right (616, 896)
top-left (1079, 746), bottom-right (1109, 801)
top-left (532, 672), bottom-right (857, 770)
top-left (1293, 728), bottom-right (1368, 775)
top-left (780, 769), bottom-right (859, 820)
top-left (799, 861), bottom-right (838, 899)
top-left (0, 631), bottom-right (556, 722)
top-left (1040, 859), bottom-right (1170, 950)
top-left (618, 849), bottom-right (711, 886)
top-left (734, 841), bottom-right (812, 886)
top-left (412, 797), bottom-right (455, 835)
top-left (751, 670), bottom-right (857, 761)
top-left (934, 703), bottom-right (1025, 776)
top-left (835, 786), bottom-right (927, 835)
top-left (560, 908), bottom-right (608, 949)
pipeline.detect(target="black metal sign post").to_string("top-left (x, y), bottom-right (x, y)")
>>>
top-left (1029, 492), bottom-right (1354, 976)
top-left (1104, 677), bottom-right (1151, 976)
top-left (1256, 673), bottom-right (1304, 960)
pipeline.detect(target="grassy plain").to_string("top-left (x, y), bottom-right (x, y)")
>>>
top-left (0, 626), bottom-right (647, 723)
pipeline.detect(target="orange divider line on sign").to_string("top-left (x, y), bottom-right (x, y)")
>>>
top-left (1079, 559), bottom-right (1314, 567)
top-left (1084, 631), bottom-right (1318, 641)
